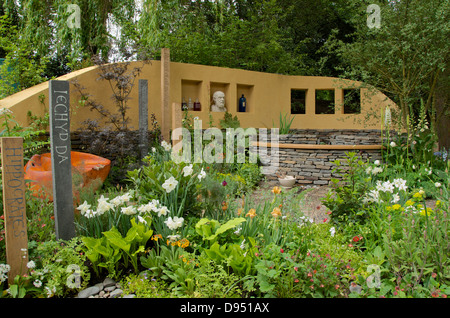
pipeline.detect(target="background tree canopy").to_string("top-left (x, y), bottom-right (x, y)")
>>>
top-left (0, 0), bottom-right (448, 147)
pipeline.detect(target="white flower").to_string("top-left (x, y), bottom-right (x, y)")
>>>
top-left (161, 140), bottom-right (172, 152)
top-left (374, 160), bottom-right (380, 165)
top-left (365, 166), bottom-right (372, 174)
top-left (164, 216), bottom-right (184, 230)
top-left (390, 141), bottom-right (396, 147)
top-left (84, 210), bottom-right (96, 218)
top-left (182, 164), bottom-right (194, 177)
top-left (96, 198), bottom-right (114, 215)
top-left (110, 196), bottom-right (123, 207)
top-left (391, 194), bottom-right (400, 204)
top-left (162, 176), bottom-right (178, 193)
top-left (435, 182), bottom-right (441, 188)
top-left (137, 203), bottom-right (154, 214)
top-left (393, 178), bottom-right (408, 191)
top-left (27, 261), bottom-right (36, 269)
top-left (121, 206), bottom-right (137, 216)
top-left (372, 167), bottom-right (383, 175)
top-left (151, 147), bottom-right (156, 153)
top-left (120, 192), bottom-right (132, 202)
top-left (137, 216), bottom-right (147, 224)
top-left (330, 227), bottom-right (336, 237)
top-left (33, 279), bottom-right (42, 288)
top-left (0, 264), bottom-right (10, 274)
top-left (240, 239), bottom-right (246, 250)
top-left (167, 234), bottom-right (181, 242)
top-left (157, 205), bottom-right (169, 217)
top-left (198, 168), bottom-right (206, 181)
top-left (76, 201), bottom-right (91, 215)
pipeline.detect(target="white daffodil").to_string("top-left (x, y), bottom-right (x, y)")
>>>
top-left (121, 205), bottom-right (137, 216)
top-left (164, 216), bottom-right (184, 230)
top-left (182, 164), bottom-right (194, 177)
top-left (157, 205), bottom-right (169, 217)
top-left (162, 176), bottom-right (178, 193)
top-left (161, 140), bottom-right (172, 152)
top-left (167, 234), bottom-right (181, 242)
top-left (197, 168), bottom-right (206, 181)
top-left (76, 201), bottom-right (91, 215)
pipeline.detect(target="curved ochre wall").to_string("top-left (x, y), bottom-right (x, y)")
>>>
top-left (0, 59), bottom-right (396, 137)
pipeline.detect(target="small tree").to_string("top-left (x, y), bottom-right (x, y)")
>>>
top-left (331, 0), bottom-right (449, 133)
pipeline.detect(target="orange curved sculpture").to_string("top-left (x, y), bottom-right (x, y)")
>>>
top-left (24, 151), bottom-right (111, 202)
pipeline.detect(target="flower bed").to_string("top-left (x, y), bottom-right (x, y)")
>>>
top-left (1, 134), bottom-right (449, 299)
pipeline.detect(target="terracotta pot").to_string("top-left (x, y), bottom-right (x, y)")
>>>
top-left (24, 151), bottom-right (111, 202)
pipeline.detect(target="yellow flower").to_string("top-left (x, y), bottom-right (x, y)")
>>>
top-left (272, 186), bottom-right (282, 194)
top-left (391, 204), bottom-right (402, 211)
top-left (419, 207), bottom-right (433, 216)
top-left (246, 208), bottom-right (257, 219)
top-left (413, 192), bottom-right (423, 199)
top-left (436, 200), bottom-right (441, 207)
top-left (180, 238), bottom-right (190, 248)
top-left (151, 234), bottom-right (163, 241)
top-left (405, 200), bottom-right (414, 206)
top-left (271, 207), bottom-right (282, 218)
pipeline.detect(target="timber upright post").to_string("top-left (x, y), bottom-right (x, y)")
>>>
top-left (1, 137), bottom-right (28, 283)
top-left (139, 79), bottom-right (149, 161)
top-left (161, 48), bottom-right (171, 142)
top-left (49, 80), bottom-right (75, 241)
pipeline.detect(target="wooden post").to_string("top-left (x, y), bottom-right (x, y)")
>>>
top-left (161, 48), bottom-right (171, 142)
top-left (139, 79), bottom-right (149, 160)
top-left (1, 137), bottom-right (28, 283)
top-left (49, 80), bottom-right (75, 241)
top-left (171, 102), bottom-right (182, 148)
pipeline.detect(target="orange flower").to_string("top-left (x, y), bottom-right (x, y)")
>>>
top-left (271, 207), bottom-right (282, 218)
top-left (237, 208), bottom-right (243, 216)
top-left (246, 208), bottom-right (257, 219)
top-left (271, 186), bottom-right (282, 194)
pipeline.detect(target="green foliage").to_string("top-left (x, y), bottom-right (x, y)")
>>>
top-left (274, 112), bottom-right (295, 134)
top-left (219, 112), bottom-right (240, 129)
top-left (121, 272), bottom-right (172, 298)
top-left (322, 152), bottom-right (373, 228)
top-left (81, 218), bottom-right (153, 279)
top-left (203, 237), bottom-right (258, 277)
top-left (193, 217), bottom-right (246, 249)
top-left (128, 155), bottom-right (205, 219)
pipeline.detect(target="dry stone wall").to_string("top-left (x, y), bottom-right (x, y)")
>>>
top-left (261, 129), bottom-right (384, 185)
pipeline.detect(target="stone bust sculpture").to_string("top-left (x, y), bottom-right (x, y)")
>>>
top-left (211, 91), bottom-right (226, 112)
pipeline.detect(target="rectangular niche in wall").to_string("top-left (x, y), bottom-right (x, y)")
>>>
top-left (343, 89), bottom-right (361, 114)
top-left (210, 82), bottom-right (230, 112)
top-left (315, 89), bottom-right (335, 114)
top-left (237, 84), bottom-right (254, 112)
top-left (291, 89), bottom-right (307, 114)
top-left (181, 79), bottom-right (202, 111)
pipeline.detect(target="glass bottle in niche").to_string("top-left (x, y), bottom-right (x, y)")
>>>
top-left (188, 98), bottom-right (194, 110)
top-left (239, 94), bottom-right (247, 112)
top-left (194, 98), bottom-right (201, 111)
top-left (182, 98), bottom-right (188, 111)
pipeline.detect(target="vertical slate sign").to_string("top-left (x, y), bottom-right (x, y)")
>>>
top-left (138, 79), bottom-right (149, 161)
top-left (1, 137), bottom-right (28, 283)
top-left (49, 80), bottom-right (75, 240)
